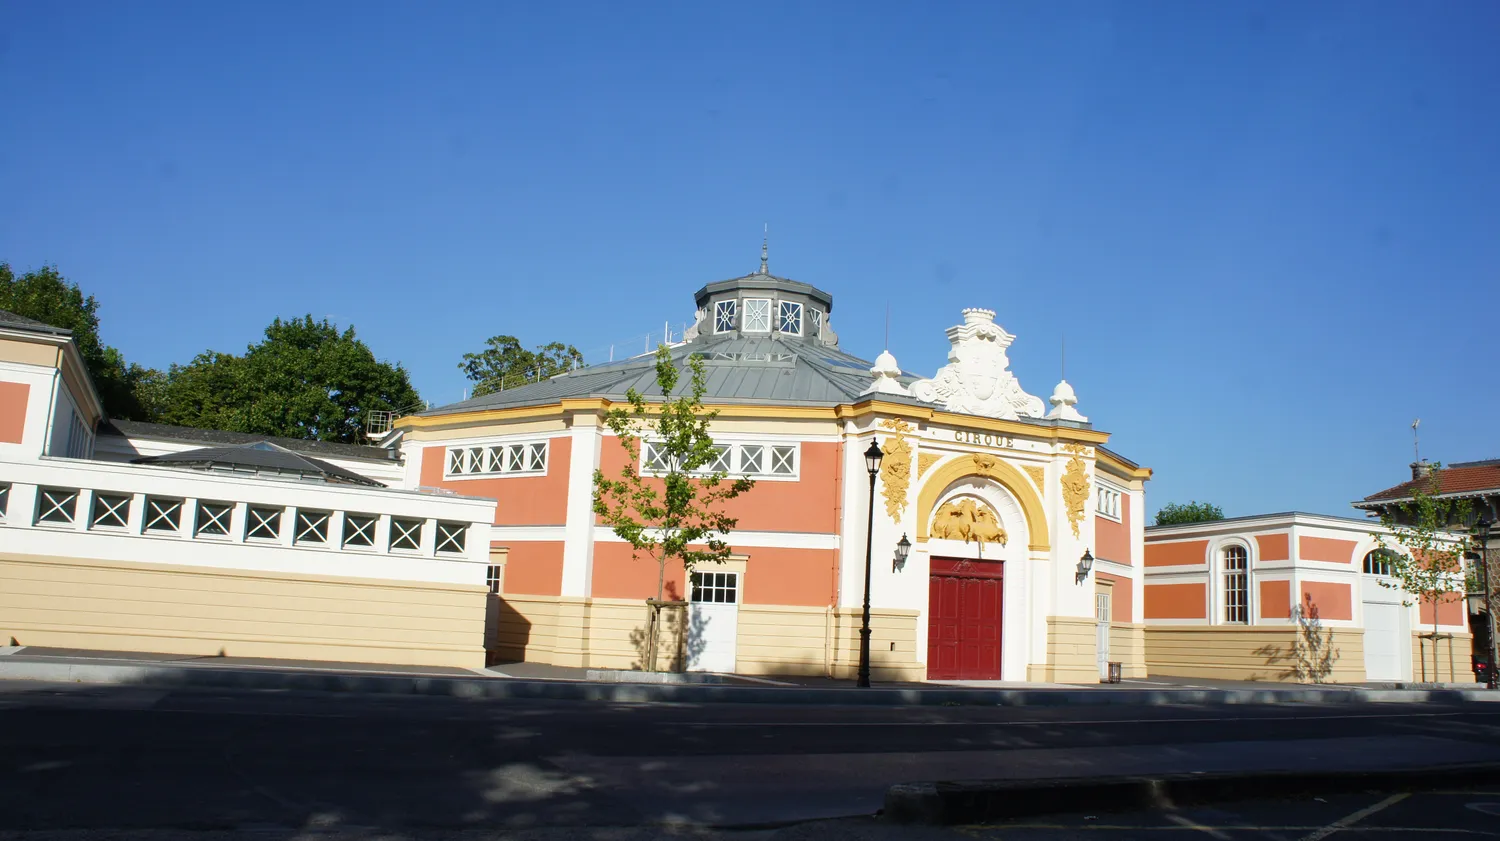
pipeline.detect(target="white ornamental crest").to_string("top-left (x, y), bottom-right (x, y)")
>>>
top-left (910, 308), bottom-right (1045, 420)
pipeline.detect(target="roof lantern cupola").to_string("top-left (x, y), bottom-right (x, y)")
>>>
top-left (683, 234), bottom-right (839, 348)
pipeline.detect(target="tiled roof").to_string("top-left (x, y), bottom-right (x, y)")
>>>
top-left (1359, 462), bottom-right (1500, 504)
top-left (0, 309), bottom-right (72, 336)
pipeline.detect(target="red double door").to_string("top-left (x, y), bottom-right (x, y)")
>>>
top-left (926, 557), bottom-right (1004, 680)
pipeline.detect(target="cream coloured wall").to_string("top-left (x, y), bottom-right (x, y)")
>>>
top-left (0, 552), bottom-right (487, 668)
top-left (1145, 626), bottom-right (1367, 683)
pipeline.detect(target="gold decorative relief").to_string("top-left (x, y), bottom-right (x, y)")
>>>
top-left (972, 452), bottom-right (999, 477)
top-left (878, 418), bottom-right (913, 523)
top-left (931, 498), bottom-right (1008, 548)
top-left (918, 453), bottom-right (942, 478)
top-left (1023, 464), bottom-right (1046, 491)
top-left (1060, 443), bottom-right (1091, 538)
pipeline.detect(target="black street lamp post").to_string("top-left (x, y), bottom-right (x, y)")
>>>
top-left (1479, 517), bottom-right (1497, 690)
top-left (858, 440), bottom-right (883, 688)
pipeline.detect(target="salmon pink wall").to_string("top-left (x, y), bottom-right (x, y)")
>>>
top-left (592, 541), bottom-right (688, 601)
top-left (1144, 540), bottom-right (1207, 567)
top-left (597, 439), bottom-right (841, 534)
top-left (420, 438), bottom-right (572, 526)
top-left (1096, 499), bottom-right (1131, 564)
top-left (0, 381), bottom-right (28, 444)
top-left (1144, 583), bottom-right (1206, 619)
top-left (1259, 580), bottom-right (1291, 619)
top-left (1299, 536), bottom-right (1357, 564)
top-left (1256, 533), bottom-right (1290, 561)
top-left (501, 541), bottom-right (564, 596)
top-left (1300, 581), bottom-right (1352, 621)
top-left (1420, 592), bottom-right (1464, 626)
top-left (1097, 572), bottom-right (1133, 621)
top-left (591, 541), bottom-right (836, 606)
top-left (741, 547), bottom-right (837, 607)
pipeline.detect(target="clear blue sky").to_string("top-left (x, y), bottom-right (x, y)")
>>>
top-left (3, 1), bottom-right (1497, 520)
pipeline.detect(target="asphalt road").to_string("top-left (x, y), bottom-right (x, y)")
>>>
top-left (2, 679), bottom-right (1499, 840)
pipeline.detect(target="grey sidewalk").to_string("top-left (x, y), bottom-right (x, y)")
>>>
top-left (1, 646), bottom-right (1496, 706)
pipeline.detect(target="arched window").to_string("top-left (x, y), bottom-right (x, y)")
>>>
top-left (1223, 545), bottom-right (1249, 624)
top-left (1363, 549), bottom-right (1397, 577)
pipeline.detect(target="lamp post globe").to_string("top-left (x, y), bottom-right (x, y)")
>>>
top-left (858, 440), bottom-right (883, 688)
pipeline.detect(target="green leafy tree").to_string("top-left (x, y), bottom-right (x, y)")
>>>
top-left (1373, 467), bottom-right (1472, 683)
top-left (592, 346), bottom-right (754, 671)
top-left (460, 335), bottom-right (584, 398)
top-left (0, 262), bottom-right (158, 420)
top-left (157, 316), bottom-right (420, 443)
top-left (1154, 501), bottom-right (1225, 526)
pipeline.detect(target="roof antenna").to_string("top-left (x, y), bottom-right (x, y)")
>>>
top-left (1412, 418), bottom-right (1421, 463)
top-left (760, 224), bottom-right (769, 274)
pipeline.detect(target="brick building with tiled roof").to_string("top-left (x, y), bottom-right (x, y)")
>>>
top-left (1354, 459), bottom-right (1500, 524)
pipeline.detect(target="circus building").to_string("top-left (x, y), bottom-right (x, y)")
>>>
top-left (397, 259), bottom-right (1151, 683)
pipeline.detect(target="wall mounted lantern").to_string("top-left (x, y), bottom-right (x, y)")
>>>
top-left (893, 533), bottom-right (911, 573)
top-left (1075, 549), bottom-right (1095, 585)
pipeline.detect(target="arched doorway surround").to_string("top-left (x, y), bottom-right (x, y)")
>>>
top-left (915, 454), bottom-right (1050, 552)
top-left (923, 478), bottom-right (1033, 680)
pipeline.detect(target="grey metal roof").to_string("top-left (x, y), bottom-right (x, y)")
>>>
top-left (424, 331), bottom-right (912, 416)
top-left (132, 441), bottom-right (386, 487)
top-left (101, 419), bottom-right (400, 463)
top-left (0, 309), bottom-right (72, 337)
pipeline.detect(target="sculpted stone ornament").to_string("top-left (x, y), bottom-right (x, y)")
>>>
top-left (1060, 443), bottom-right (1091, 538)
top-left (878, 418), bottom-right (913, 522)
top-left (931, 498), bottom-right (1008, 548)
top-left (917, 453), bottom-right (942, 478)
top-left (910, 308), bottom-right (1045, 420)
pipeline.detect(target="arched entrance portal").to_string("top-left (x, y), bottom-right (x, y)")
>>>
top-left (923, 490), bottom-right (1023, 681)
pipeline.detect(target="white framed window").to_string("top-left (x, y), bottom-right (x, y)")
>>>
top-left (739, 444), bottom-right (764, 473)
top-left (1096, 486), bottom-right (1121, 520)
top-left (0, 483), bottom-right (8, 521)
top-left (446, 440), bottom-right (548, 478)
top-left (90, 493), bottom-right (131, 530)
top-left (714, 300), bottom-right (737, 333)
top-left (742, 298), bottom-right (771, 332)
top-left (36, 488), bottom-right (78, 526)
top-left (245, 506), bottom-right (282, 541)
top-left (706, 445), bottom-right (732, 473)
top-left (1222, 545), bottom-right (1249, 624)
top-left (343, 514), bottom-right (376, 548)
top-left (642, 440), bottom-right (800, 479)
top-left (1363, 549), bottom-right (1396, 577)
top-left (486, 564), bottom-right (502, 595)
top-left (295, 509), bottom-right (330, 545)
top-left (1095, 592), bottom-right (1111, 623)
top-left (195, 501), bottom-right (233, 538)
top-left (644, 442), bottom-right (672, 471)
top-left (769, 445), bottom-right (796, 476)
top-left (435, 521), bottom-right (467, 554)
top-left (144, 497), bottom-right (182, 533)
top-left (777, 300), bottom-right (803, 335)
top-left (691, 570), bottom-right (738, 604)
top-left (390, 517), bottom-right (423, 552)
top-left (810, 308), bottom-right (823, 339)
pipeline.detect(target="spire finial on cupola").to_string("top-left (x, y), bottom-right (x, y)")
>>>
top-left (760, 224), bottom-right (769, 274)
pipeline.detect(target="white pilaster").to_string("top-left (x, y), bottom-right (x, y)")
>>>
top-left (559, 417), bottom-right (603, 598)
